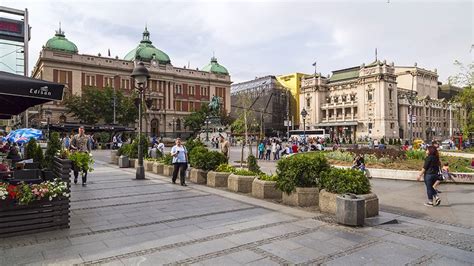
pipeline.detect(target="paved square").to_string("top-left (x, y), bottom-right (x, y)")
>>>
top-left (0, 157), bottom-right (472, 265)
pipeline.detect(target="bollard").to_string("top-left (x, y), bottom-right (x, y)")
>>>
top-left (336, 193), bottom-right (365, 226)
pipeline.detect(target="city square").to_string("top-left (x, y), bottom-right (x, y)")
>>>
top-left (0, 0), bottom-right (473, 265)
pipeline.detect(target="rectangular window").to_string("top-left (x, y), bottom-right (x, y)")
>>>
top-left (367, 90), bottom-right (373, 101)
top-left (175, 84), bottom-right (182, 94)
top-left (389, 89), bottom-right (393, 101)
top-left (189, 101), bottom-right (195, 111)
top-left (158, 99), bottom-right (163, 109)
top-left (189, 86), bottom-right (195, 95)
top-left (390, 123), bottom-right (394, 129)
top-left (175, 100), bottom-right (182, 111)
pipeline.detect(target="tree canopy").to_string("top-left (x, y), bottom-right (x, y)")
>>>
top-left (64, 86), bottom-right (138, 125)
top-left (449, 61), bottom-right (474, 138)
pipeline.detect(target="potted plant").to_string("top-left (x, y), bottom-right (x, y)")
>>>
top-left (189, 147), bottom-right (227, 184)
top-left (117, 144), bottom-right (131, 168)
top-left (152, 158), bottom-right (165, 174)
top-left (276, 152), bottom-right (329, 207)
top-left (207, 163), bottom-right (235, 187)
top-left (144, 158), bottom-right (156, 172)
top-left (43, 132), bottom-right (62, 181)
top-left (228, 168), bottom-right (257, 193)
top-left (252, 173), bottom-right (281, 200)
top-left (319, 167), bottom-right (378, 217)
top-left (161, 154), bottom-right (174, 176)
top-left (68, 152), bottom-right (94, 180)
top-left (54, 149), bottom-right (72, 180)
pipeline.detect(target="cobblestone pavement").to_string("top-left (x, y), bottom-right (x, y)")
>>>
top-left (1, 151), bottom-right (472, 265)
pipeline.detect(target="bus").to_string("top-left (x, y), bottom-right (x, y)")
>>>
top-left (289, 129), bottom-right (328, 140)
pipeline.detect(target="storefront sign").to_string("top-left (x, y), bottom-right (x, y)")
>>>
top-left (0, 17), bottom-right (24, 42)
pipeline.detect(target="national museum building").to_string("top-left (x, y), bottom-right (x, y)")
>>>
top-left (30, 26), bottom-right (231, 137)
top-left (300, 60), bottom-right (462, 141)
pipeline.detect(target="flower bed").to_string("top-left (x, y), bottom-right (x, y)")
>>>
top-left (0, 179), bottom-right (70, 237)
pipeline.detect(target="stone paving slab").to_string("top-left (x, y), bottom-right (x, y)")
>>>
top-left (1, 155), bottom-right (473, 266)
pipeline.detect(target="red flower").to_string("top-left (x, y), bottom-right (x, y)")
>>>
top-left (0, 163), bottom-right (8, 172)
top-left (7, 184), bottom-right (17, 199)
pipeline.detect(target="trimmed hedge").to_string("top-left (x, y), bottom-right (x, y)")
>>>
top-left (319, 168), bottom-right (371, 195)
top-left (190, 146), bottom-right (227, 171)
top-left (275, 152), bottom-right (330, 194)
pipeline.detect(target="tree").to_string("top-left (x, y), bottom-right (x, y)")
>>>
top-left (44, 132), bottom-right (61, 169)
top-left (64, 86), bottom-right (138, 125)
top-left (449, 61), bottom-right (474, 138)
top-left (184, 105), bottom-right (209, 135)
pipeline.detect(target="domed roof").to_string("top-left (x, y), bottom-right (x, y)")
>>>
top-left (124, 27), bottom-right (171, 64)
top-left (202, 56), bottom-right (229, 75)
top-left (45, 26), bottom-right (78, 53)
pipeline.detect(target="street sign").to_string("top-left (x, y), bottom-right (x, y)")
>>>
top-left (407, 114), bottom-right (417, 123)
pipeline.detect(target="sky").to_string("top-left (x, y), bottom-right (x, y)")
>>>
top-left (1, 0), bottom-right (472, 83)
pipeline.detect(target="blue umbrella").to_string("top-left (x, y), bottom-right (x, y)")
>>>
top-left (5, 128), bottom-right (43, 144)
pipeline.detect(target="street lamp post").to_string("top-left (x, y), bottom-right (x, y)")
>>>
top-left (406, 70), bottom-right (416, 145)
top-left (205, 115), bottom-right (210, 141)
top-left (301, 108), bottom-right (308, 143)
top-left (131, 61), bottom-right (150, 180)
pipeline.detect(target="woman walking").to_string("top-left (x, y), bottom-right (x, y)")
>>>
top-left (171, 138), bottom-right (188, 186)
top-left (417, 146), bottom-right (441, 207)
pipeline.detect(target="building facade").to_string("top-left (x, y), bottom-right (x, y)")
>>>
top-left (300, 60), bottom-right (461, 141)
top-left (277, 72), bottom-right (308, 126)
top-left (231, 76), bottom-right (289, 137)
top-left (30, 27), bottom-right (232, 138)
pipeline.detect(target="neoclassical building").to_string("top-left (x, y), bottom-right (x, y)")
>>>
top-left (300, 60), bottom-right (461, 141)
top-left (30, 26), bottom-right (232, 138)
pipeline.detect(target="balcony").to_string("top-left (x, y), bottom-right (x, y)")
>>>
top-left (321, 101), bottom-right (357, 109)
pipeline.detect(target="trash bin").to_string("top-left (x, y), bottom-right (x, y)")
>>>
top-left (336, 193), bottom-right (365, 226)
top-left (118, 155), bottom-right (129, 168)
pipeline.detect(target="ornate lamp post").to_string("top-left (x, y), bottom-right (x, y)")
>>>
top-left (131, 61), bottom-right (150, 180)
top-left (45, 110), bottom-right (52, 139)
top-left (301, 108), bottom-right (308, 143)
top-left (205, 115), bottom-right (210, 141)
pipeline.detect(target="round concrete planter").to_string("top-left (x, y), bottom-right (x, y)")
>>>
top-left (152, 162), bottom-right (164, 174)
top-left (118, 156), bottom-right (129, 168)
top-left (228, 174), bottom-right (256, 193)
top-left (110, 150), bottom-right (118, 164)
top-left (163, 165), bottom-right (174, 177)
top-left (282, 187), bottom-right (319, 207)
top-left (251, 179), bottom-right (282, 199)
top-left (190, 168), bottom-right (208, 184)
top-left (318, 189), bottom-right (379, 217)
top-left (144, 160), bottom-right (155, 172)
top-left (207, 171), bottom-right (231, 187)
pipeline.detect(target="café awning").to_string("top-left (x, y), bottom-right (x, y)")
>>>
top-left (0, 71), bottom-right (65, 116)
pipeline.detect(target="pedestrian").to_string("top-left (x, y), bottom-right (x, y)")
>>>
top-left (171, 138), bottom-right (188, 186)
top-left (70, 126), bottom-right (91, 186)
top-left (157, 139), bottom-right (165, 157)
top-left (62, 134), bottom-right (71, 150)
top-left (112, 135), bottom-right (118, 149)
top-left (265, 142), bottom-right (271, 160)
top-left (271, 140), bottom-right (277, 160)
top-left (258, 142), bottom-right (264, 159)
top-left (291, 142), bottom-right (298, 153)
top-left (275, 142), bottom-right (281, 160)
top-left (417, 146), bottom-right (441, 207)
top-left (219, 134), bottom-right (230, 161)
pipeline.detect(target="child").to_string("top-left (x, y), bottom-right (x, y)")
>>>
top-left (433, 162), bottom-right (451, 193)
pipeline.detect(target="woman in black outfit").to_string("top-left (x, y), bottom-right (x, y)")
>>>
top-left (417, 146), bottom-right (441, 206)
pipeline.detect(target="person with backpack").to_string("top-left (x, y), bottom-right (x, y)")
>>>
top-left (171, 138), bottom-right (188, 186)
top-left (417, 146), bottom-right (441, 207)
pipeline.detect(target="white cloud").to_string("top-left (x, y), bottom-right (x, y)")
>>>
top-left (1, 0), bottom-right (472, 83)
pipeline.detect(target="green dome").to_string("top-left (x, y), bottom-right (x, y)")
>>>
top-left (45, 28), bottom-right (78, 53)
top-left (202, 56), bottom-right (229, 75)
top-left (124, 27), bottom-right (171, 64)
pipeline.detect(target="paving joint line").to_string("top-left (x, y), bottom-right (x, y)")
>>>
top-left (1, 206), bottom-right (260, 249)
top-left (70, 182), bottom-right (169, 192)
top-left (71, 194), bottom-right (211, 211)
top-left (71, 188), bottom-right (192, 202)
top-left (248, 246), bottom-right (292, 264)
top-left (380, 207), bottom-right (472, 229)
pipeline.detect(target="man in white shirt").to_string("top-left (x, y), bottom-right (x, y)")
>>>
top-left (170, 138), bottom-right (188, 186)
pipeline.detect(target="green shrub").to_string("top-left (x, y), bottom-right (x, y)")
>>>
top-left (117, 143), bottom-right (132, 157)
top-left (233, 169), bottom-right (257, 176)
top-left (216, 163), bottom-right (235, 173)
top-left (185, 138), bottom-right (205, 155)
top-left (69, 152), bottom-right (94, 172)
top-left (325, 150), bottom-right (353, 162)
top-left (190, 148), bottom-right (227, 171)
top-left (247, 154), bottom-right (260, 173)
top-left (319, 168), bottom-right (371, 194)
top-left (97, 132), bottom-right (111, 143)
top-left (189, 146), bottom-right (208, 164)
top-left (258, 173), bottom-right (278, 181)
top-left (276, 153), bottom-right (330, 194)
top-left (129, 134), bottom-right (149, 159)
top-left (406, 149), bottom-right (426, 160)
top-left (25, 138), bottom-right (44, 168)
top-left (161, 154), bottom-right (173, 165)
top-left (44, 132), bottom-right (61, 169)
top-left (388, 139), bottom-right (393, 145)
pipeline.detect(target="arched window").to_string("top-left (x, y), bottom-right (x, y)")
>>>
top-left (151, 119), bottom-right (159, 137)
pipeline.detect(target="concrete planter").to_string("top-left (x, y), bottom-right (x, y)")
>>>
top-left (118, 156), bottom-right (129, 168)
top-left (190, 168), bottom-right (208, 184)
top-left (207, 171), bottom-right (231, 187)
top-left (144, 160), bottom-right (155, 172)
top-left (319, 189), bottom-right (379, 217)
top-left (129, 158), bottom-right (136, 168)
top-left (282, 187), bottom-right (318, 207)
top-left (228, 174), bottom-right (256, 193)
top-left (251, 179), bottom-right (281, 199)
top-left (153, 162), bottom-right (164, 174)
top-left (163, 165), bottom-right (174, 176)
top-left (110, 150), bottom-right (118, 164)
